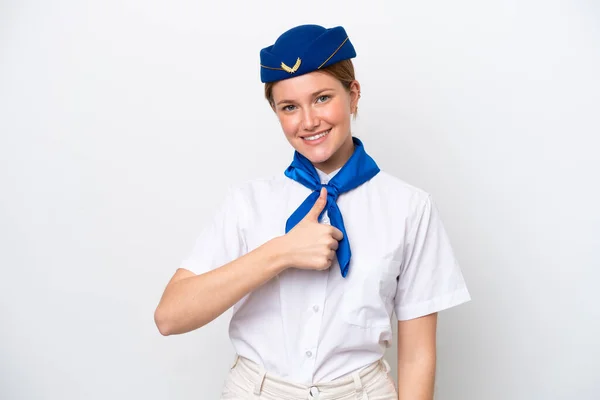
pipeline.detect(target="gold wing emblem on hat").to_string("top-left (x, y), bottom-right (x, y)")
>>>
top-left (281, 57), bottom-right (301, 73)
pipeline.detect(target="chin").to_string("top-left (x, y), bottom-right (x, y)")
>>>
top-left (307, 153), bottom-right (332, 165)
top-left (299, 144), bottom-right (335, 164)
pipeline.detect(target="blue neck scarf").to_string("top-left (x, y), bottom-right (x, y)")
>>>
top-left (284, 137), bottom-right (380, 277)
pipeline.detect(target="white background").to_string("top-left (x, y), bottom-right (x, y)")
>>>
top-left (1, 1), bottom-right (599, 399)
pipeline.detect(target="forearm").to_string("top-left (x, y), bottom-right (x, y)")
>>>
top-left (397, 352), bottom-right (436, 400)
top-left (155, 236), bottom-right (288, 335)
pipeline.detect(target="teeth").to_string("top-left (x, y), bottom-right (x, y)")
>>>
top-left (304, 130), bottom-right (330, 141)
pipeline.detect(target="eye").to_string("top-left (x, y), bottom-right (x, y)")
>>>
top-left (316, 95), bottom-right (330, 103)
top-left (282, 105), bottom-right (297, 112)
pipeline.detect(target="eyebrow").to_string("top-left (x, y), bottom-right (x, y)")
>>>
top-left (276, 88), bottom-right (335, 106)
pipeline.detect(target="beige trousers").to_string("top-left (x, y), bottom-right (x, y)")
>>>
top-left (220, 355), bottom-right (398, 400)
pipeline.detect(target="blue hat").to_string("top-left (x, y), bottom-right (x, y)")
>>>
top-left (260, 24), bottom-right (356, 83)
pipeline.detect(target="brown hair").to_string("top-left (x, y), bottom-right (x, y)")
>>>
top-left (264, 59), bottom-right (356, 108)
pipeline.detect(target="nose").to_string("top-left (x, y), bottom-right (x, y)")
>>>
top-left (301, 108), bottom-right (319, 131)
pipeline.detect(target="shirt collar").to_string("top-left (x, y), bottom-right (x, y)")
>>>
top-left (316, 167), bottom-right (342, 184)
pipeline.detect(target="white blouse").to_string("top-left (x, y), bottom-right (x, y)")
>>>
top-left (180, 167), bottom-right (470, 385)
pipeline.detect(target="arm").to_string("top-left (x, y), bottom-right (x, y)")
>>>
top-left (397, 313), bottom-right (438, 400)
top-left (154, 187), bottom-right (338, 336)
top-left (154, 236), bottom-right (288, 336)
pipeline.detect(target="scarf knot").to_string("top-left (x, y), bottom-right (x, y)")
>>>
top-left (321, 183), bottom-right (340, 200)
top-left (284, 137), bottom-right (380, 277)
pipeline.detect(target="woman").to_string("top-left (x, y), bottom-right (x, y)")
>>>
top-left (154, 24), bottom-right (470, 400)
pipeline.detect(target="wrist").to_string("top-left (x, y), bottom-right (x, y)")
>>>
top-left (263, 236), bottom-right (291, 274)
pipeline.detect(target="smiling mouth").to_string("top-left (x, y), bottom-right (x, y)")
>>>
top-left (302, 129), bottom-right (331, 141)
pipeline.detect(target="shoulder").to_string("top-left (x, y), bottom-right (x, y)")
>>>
top-left (225, 173), bottom-right (290, 206)
top-left (368, 170), bottom-right (431, 210)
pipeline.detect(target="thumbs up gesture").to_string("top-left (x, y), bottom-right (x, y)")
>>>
top-left (279, 187), bottom-right (344, 271)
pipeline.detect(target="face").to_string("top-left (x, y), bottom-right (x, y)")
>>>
top-left (271, 71), bottom-right (360, 174)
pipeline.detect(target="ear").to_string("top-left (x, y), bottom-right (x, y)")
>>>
top-left (348, 80), bottom-right (361, 114)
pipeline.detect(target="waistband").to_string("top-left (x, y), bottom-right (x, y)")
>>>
top-left (229, 355), bottom-right (392, 399)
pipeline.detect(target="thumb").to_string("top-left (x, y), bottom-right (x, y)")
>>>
top-left (306, 187), bottom-right (327, 221)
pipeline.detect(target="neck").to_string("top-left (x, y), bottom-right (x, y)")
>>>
top-left (312, 136), bottom-right (355, 174)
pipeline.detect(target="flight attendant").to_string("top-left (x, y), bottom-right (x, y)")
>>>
top-left (155, 24), bottom-right (471, 400)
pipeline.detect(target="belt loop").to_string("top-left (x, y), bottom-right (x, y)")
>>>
top-left (253, 365), bottom-right (267, 397)
top-left (230, 355), bottom-right (239, 370)
top-left (382, 358), bottom-right (391, 374)
top-left (352, 371), bottom-right (369, 400)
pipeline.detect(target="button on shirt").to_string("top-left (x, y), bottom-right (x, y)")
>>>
top-left (180, 167), bottom-right (470, 385)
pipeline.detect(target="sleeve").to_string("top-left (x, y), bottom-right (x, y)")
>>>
top-left (394, 194), bottom-right (471, 321)
top-left (178, 185), bottom-right (247, 275)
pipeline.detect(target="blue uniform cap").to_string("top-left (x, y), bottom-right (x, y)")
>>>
top-left (260, 24), bottom-right (357, 83)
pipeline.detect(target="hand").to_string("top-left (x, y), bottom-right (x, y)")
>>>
top-left (280, 187), bottom-right (344, 271)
